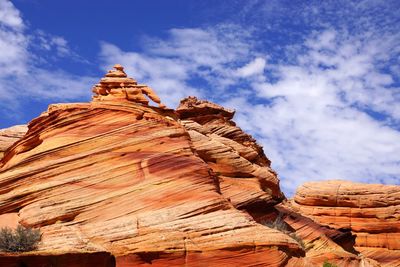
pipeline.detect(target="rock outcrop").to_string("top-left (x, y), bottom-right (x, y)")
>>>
top-left (0, 65), bottom-right (398, 267)
top-left (92, 64), bottom-right (166, 108)
top-left (288, 180), bottom-right (400, 266)
top-left (0, 125), bottom-right (27, 160)
top-left (0, 65), bottom-right (300, 266)
top-left (177, 96), bottom-right (283, 210)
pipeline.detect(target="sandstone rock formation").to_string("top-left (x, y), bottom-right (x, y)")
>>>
top-left (288, 180), bottom-right (400, 266)
top-left (0, 65), bottom-right (398, 267)
top-left (177, 96), bottom-right (283, 210)
top-left (92, 64), bottom-right (166, 108)
top-left (0, 125), bottom-right (27, 160)
top-left (0, 66), bottom-right (301, 266)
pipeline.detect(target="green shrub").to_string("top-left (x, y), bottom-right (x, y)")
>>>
top-left (0, 225), bottom-right (41, 252)
top-left (323, 261), bottom-right (338, 267)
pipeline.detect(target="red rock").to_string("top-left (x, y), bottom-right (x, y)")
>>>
top-left (177, 96), bottom-right (283, 210)
top-left (291, 180), bottom-right (400, 266)
top-left (92, 64), bottom-right (166, 108)
top-left (0, 67), bottom-right (301, 266)
top-left (0, 252), bottom-right (115, 267)
top-left (0, 213), bottom-right (19, 229)
top-left (0, 125), bottom-right (27, 160)
top-left (1, 66), bottom-right (398, 266)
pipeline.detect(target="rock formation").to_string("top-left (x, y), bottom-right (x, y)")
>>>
top-left (0, 65), bottom-right (398, 267)
top-left (0, 125), bottom-right (27, 160)
top-left (176, 96), bottom-right (283, 210)
top-left (92, 64), bottom-right (166, 108)
top-left (0, 66), bottom-right (301, 266)
top-left (287, 180), bottom-right (400, 266)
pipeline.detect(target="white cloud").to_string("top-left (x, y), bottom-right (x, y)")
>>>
top-left (0, 1), bottom-right (95, 121)
top-left (33, 30), bottom-right (79, 59)
top-left (99, 25), bottom-right (256, 108)
top-left (236, 57), bottom-right (266, 77)
top-left (99, 22), bottom-right (400, 195)
top-left (0, 0), bottom-right (24, 29)
top-left (2, 0), bottom-right (398, 196)
top-left (235, 29), bottom-right (400, 194)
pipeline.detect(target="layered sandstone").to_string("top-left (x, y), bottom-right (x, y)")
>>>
top-left (177, 96), bottom-right (283, 210)
top-left (289, 180), bottom-right (400, 266)
top-left (277, 203), bottom-right (381, 267)
top-left (0, 65), bottom-right (398, 267)
top-left (0, 66), bottom-right (300, 266)
top-left (92, 64), bottom-right (165, 108)
top-left (0, 125), bottom-right (27, 160)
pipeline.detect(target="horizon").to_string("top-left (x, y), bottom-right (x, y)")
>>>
top-left (1, 0), bottom-right (399, 195)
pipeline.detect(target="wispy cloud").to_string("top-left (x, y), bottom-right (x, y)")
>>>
top-left (0, 1), bottom-right (95, 123)
top-left (1, 0), bottom-right (398, 195)
top-left (99, 1), bottom-right (400, 195)
top-left (99, 24), bottom-right (257, 107)
top-left (232, 28), bottom-right (400, 194)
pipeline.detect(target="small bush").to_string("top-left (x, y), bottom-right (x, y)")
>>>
top-left (323, 261), bottom-right (338, 267)
top-left (263, 214), bottom-right (289, 232)
top-left (0, 225), bottom-right (41, 252)
top-left (289, 233), bottom-right (306, 250)
top-left (263, 214), bottom-right (309, 251)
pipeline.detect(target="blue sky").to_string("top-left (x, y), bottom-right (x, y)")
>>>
top-left (1, 0), bottom-right (399, 195)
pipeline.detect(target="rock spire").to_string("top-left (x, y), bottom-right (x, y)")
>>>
top-left (92, 64), bottom-right (166, 108)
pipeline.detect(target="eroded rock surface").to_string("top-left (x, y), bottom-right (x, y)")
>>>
top-left (0, 66), bottom-right (300, 267)
top-left (0, 65), bottom-right (398, 267)
top-left (0, 125), bottom-right (27, 160)
top-left (289, 180), bottom-right (400, 266)
top-left (177, 96), bottom-right (283, 210)
top-left (92, 64), bottom-right (166, 108)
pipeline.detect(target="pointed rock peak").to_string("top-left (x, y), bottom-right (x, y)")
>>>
top-left (92, 64), bottom-right (166, 108)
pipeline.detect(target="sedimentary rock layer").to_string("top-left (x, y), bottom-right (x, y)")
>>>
top-left (177, 96), bottom-right (283, 210)
top-left (0, 100), bottom-right (300, 266)
top-left (0, 125), bottom-right (27, 160)
top-left (0, 252), bottom-right (115, 267)
top-left (290, 180), bottom-right (400, 266)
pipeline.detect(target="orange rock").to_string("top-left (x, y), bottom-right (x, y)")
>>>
top-left (0, 125), bottom-right (27, 160)
top-left (290, 180), bottom-right (400, 266)
top-left (0, 213), bottom-right (19, 229)
top-left (0, 79), bottom-right (301, 266)
top-left (92, 64), bottom-right (166, 108)
top-left (0, 252), bottom-right (115, 267)
top-left (1, 67), bottom-right (398, 266)
top-left (177, 96), bottom-right (283, 210)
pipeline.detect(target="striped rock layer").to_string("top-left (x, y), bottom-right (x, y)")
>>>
top-left (176, 96), bottom-right (283, 210)
top-left (0, 94), bottom-right (398, 266)
top-left (0, 125), bottom-right (28, 160)
top-left (289, 180), bottom-right (400, 266)
top-left (0, 100), bottom-right (303, 266)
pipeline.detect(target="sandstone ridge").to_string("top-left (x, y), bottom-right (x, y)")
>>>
top-left (0, 65), bottom-right (398, 267)
top-left (287, 180), bottom-right (400, 266)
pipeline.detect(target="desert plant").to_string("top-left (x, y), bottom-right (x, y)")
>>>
top-left (0, 225), bottom-right (41, 252)
top-left (289, 233), bottom-right (306, 250)
top-left (263, 214), bottom-right (309, 252)
top-left (323, 261), bottom-right (338, 267)
top-left (263, 214), bottom-right (289, 232)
